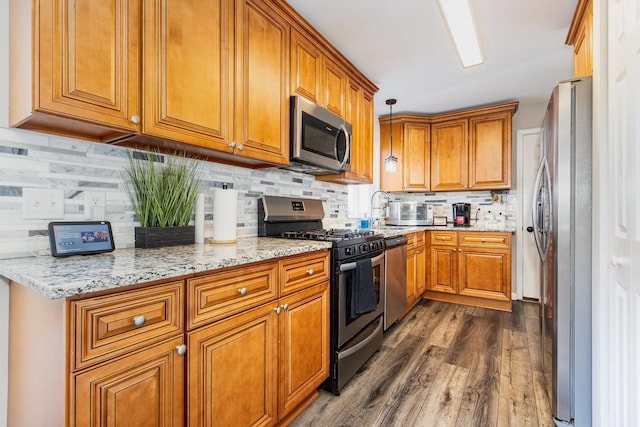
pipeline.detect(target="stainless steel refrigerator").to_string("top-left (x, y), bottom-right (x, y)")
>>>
top-left (531, 77), bottom-right (592, 426)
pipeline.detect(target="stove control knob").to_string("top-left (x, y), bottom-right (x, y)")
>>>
top-left (345, 247), bottom-right (353, 256)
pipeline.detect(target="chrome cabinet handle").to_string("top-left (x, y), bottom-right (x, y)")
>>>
top-left (282, 304), bottom-right (289, 311)
top-left (274, 306), bottom-right (281, 314)
top-left (133, 315), bottom-right (146, 328)
top-left (130, 115), bottom-right (140, 124)
top-left (238, 287), bottom-right (247, 296)
top-left (306, 269), bottom-right (314, 275)
top-left (176, 344), bottom-right (187, 356)
top-left (230, 141), bottom-right (236, 148)
top-left (237, 144), bottom-right (244, 151)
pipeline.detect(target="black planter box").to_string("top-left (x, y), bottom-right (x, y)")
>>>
top-left (135, 226), bottom-right (195, 249)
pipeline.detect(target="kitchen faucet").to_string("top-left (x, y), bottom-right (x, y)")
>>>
top-left (370, 190), bottom-right (390, 229)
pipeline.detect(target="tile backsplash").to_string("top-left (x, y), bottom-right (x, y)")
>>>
top-left (384, 190), bottom-right (518, 228)
top-left (0, 128), bottom-right (350, 259)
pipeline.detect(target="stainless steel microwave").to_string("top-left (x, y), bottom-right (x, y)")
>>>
top-left (289, 96), bottom-right (352, 174)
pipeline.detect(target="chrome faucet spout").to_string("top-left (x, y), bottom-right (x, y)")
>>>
top-left (370, 190), bottom-right (390, 229)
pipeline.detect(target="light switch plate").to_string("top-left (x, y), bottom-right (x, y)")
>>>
top-left (22, 188), bottom-right (65, 219)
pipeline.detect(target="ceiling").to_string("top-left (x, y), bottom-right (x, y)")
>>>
top-left (286, 0), bottom-right (578, 118)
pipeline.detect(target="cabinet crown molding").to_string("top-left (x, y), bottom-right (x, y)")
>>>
top-left (378, 101), bottom-right (519, 125)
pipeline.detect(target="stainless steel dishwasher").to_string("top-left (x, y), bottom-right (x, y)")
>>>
top-left (383, 235), bottom-right (408, 330)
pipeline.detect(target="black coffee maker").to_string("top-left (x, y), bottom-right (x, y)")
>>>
top-left (452, 203), bottom-right (471, 227)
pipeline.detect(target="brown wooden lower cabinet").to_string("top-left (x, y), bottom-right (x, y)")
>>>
top-left (187, 282), bottom-right (329, 426)
top-left (425, 231), bottom-right (512, 312)
top-left (406, 231), bottom-right (426, 312)
top-left (71, 336), bottom-right (186, 426)
top-left (8, 251), bottom-right (330, 426)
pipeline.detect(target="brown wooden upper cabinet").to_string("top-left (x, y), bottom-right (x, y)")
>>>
top-left (10, 0), bottom-right (140, 142)
top-left (566, 0), bottom-right (593, 78)
top-left (291, 29), bottom-right (346, 119)
top-left (379, 120), bottom-right (431, 192)
top-left (11, 0), bottom-right (376, 172)
top-left (380, 101), bottom-right (518, 192)
top-left (292, 27), bottom-right (377, 184)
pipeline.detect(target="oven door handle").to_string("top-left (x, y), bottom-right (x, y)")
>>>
top-left (339, 252), bottom-right (384, 272)
top-left (338, 318), bottom-right (383, 360)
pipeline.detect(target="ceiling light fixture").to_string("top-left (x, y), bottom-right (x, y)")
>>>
top-left (384, 98), bottom-right (397, 173)
top-left (438, 0), bottom-right (484, 68)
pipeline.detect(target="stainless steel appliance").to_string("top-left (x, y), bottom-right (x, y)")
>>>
top-left (385, 202), bottom-right (433, 226)
top-left (383, 235), bottom-right (407, 330)
top-left (258, 195), bottom-right (385, 395)
top-left (288, 96), bottom-right (352, 174)
top-left (531, 77), bottom-right (592, 426)
top-left (452, 203), bottom-right (471, 227)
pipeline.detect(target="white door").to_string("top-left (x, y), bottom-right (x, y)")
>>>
top-left (600, 0), bottom-right (640, 423)
top-left (516, 128), bottom-right (543, 300)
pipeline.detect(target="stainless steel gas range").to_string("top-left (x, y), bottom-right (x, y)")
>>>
top-left (258, 195), bottom-right (385, 395)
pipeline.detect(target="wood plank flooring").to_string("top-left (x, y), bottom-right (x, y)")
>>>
top-left (291, 299), bottom-right (554, 427)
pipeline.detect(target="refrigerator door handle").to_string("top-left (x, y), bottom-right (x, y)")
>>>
top-left (531, 157), bottom-right (549, 261)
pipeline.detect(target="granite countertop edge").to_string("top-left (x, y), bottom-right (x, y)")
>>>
top-left (0, 237), bottom-right (333, 300)
top-left (377, 225), bottom-right (517, 238)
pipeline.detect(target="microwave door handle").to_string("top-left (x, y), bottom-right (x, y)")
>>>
top-left (336, 124), bottom-right (350, 168)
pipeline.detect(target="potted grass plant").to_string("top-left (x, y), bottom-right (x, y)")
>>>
top-left (122, 151), bottom-right (202, 248)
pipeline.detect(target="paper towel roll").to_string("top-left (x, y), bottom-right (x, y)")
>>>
top-left (195, 193), bottom-right (205, 244)
top-left (212, 187), bottom-right (237, 243)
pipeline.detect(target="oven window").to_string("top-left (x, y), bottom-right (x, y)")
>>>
top-left (344, 262), bottom-right (382, 326)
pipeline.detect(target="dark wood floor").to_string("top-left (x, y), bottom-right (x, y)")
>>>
top-left (291, 299), bottom-right (554, 427)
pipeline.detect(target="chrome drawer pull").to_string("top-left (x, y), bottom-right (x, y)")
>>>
top-left (176, 344), bottom-right (187, 356)
top-left (306, 269), bottom-right (314, 275)
top-left (238, 287), bottom-right (248, 296)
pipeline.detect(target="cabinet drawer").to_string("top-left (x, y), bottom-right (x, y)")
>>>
top-left (187, 262), bottom-right (278, 330)
top-left (71, 281), bottom-right (184, 371)
top-left (280, 251), bottom-right (330, 296)
top-left (459, 232), bottom-right (511, 249)
top-left (430, 231), bottom-right (458, 246)
top-left (406, 231), bottom-right (425, 249)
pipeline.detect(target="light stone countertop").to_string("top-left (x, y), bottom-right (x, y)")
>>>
top-left (0, 238), bottom-right (333, 300)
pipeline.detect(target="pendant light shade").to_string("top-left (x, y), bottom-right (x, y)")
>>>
top-left (384, 99), bottom-right (398, 173)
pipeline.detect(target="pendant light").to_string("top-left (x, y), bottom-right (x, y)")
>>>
top-left (384, 98), bottom-right (398, 173)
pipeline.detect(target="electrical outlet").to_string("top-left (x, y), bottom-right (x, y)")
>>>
top-left (22, 188), bottom-right (65, 219)
top-left (84, 191), bottom-right (106, 220)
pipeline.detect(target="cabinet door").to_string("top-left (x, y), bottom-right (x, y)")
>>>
top-left (431, 119), bottom-right (468, 191)
top-left (290, 29), bottom-right (323, 104)
top-left (278, 284), bottom-right (329, 420)
top-left (71, 336), bottom-right (185, 427)
top-left (573, 4), bottom-right (593, 77)
top-left (323, 57), bottom-right (346, 119)
top-left (188, 302), bottom-right (278, 427)
top-left (143, 0), bottom-right (233, 151)
top-left (468, 112), bottom-right (512, 189)
top-left (359, 90), bottom-right (375, 183)
top-left (38, 0), bottom-right (139, 132)
top-left (406, 247), bottom-right (418, 308)
top-left (415, 243), bottom-right (426, 296)
top-left (403, 122), bottom-right (431, 191)
top-left (429, 246), bottom-right (457, 294)
top-left (235, 0), bottom-right (289, 164)
top-left (458, 248), bottom-right (511, 301)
